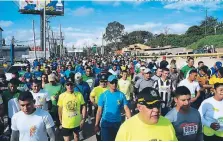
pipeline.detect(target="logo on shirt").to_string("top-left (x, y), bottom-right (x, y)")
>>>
top-left (180, 123), bottom-right (198, 136)
top-left (30, 125), bottom-right (37, 137)
top-left (213, 107), bottom-right (219, 112)
top-left (66, 101), bottom-right (77, 112)
top-left (117, 100), bottom-right (120, 105)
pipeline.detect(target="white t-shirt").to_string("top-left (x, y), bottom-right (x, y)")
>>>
top-left (8, 98), bottom-right (20, 118)
top-left (31, 89), bottom-right (50, 111)
top-left (11, 108), bottom-right (55, 141)
top-left (178, 79), bottom-right (200, 98)
top-left (198, 97), bottom-right (223, 130)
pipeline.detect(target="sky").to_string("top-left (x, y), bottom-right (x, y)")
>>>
top-left (1, 0), bottom-right (223, 49)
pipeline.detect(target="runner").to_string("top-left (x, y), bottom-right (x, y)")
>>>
top-left (154, 68), bottom-right (174, 115)
top-left (151, 68), bottom-right (162, 81)
top-left (178, 69), bottom-right (201, 109)
top-left (57, 80), bottom-right (86, 141)
top-left (180, 57), bottom-right (195, 78)
top-left (44, 73), bottom-right (64, 127)
top-left (90, 74), bottom-right (108, 141)
top-left (2, 78), bottom-right (21, 120)
top-left (0, 96), bottom-right (10, 141)
top-left (115, 87), bottom-right (177, 141)
top-left (118, 70), bottom-right (134, 110)
top-left (30, 80), bottom-right (51, 111)
top-left (10, 91), bottom-right (55, 141)
top-left (95, 75), bottom-right (131, 141)
top-left (135, 68), bottom-right (154, 93)
top-left (198, 83), bottom-right (223, 141)
top-left (165, 86), bottom-right (203, 141)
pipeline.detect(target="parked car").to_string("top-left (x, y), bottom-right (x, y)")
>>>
top-left (5, 63), bottom-right (27, 81)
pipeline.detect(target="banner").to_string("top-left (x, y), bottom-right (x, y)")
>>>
top-left (19, 0), bottom-right (64, 15)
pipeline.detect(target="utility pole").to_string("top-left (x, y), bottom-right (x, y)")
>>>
top-left (10, 36), bottom-right (15, 65)
top-left (43, 0), bottom-right (46, 59)
top-left (205, 8), bottom-right (207, 37)
top-left (101, 32), bottom-right (104, 55)
top-left (47, 21), bottom-right (51, 56)
top-left (60, 24), bottom-right (62, 57)
top-left (32, 20), bottom-right (37, 59)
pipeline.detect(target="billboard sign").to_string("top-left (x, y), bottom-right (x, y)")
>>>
top-left (19, 0), bottom-right (64, 15)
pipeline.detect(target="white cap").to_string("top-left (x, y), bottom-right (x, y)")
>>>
top-left (75, 72), bottom-right (82, 80)
top-left (144, 68), bottom-right (152, 74)
top-left (140, 66), bottom-right (146, 70)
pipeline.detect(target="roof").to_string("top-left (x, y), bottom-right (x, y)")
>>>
top-left (126, 44), bottom-right (151, 50)
top-left (0, 27), bottom-right (3, 31)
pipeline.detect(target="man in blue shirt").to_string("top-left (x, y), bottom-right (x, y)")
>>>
top-left (24, 65), bottom-right (32, 79)
top-left (210, 61), bottom-right (222, 76)
top-left (95, 75), bottom-right (131, 141)
top-left (33, 64), bottom-right (43, 80)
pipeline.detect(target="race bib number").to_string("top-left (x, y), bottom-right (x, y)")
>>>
top-left (68, 111), bottom-right (78, 117)
top-left (160, 86), bottom-right (170, 92)
top-left (181, 123), bottom-right (198, 136)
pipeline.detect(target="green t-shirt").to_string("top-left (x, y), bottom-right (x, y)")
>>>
top-left (2, 90), bottom-right (21, 113)
top-left (82, 74), bottom-right (95, 88)
top-left (181, 65), bottom-right (195, 78)
top-left (44, 83), bottom-right (65, 113)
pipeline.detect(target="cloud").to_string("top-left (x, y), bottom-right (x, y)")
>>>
top-left (125, 22), bottom-right (190, 35)
top-left (0, 20), bottom-right (13, 28)
top-left (73, 7), bottom-right (94, 16)
top-left (163, 1), bottom-right (222, 12)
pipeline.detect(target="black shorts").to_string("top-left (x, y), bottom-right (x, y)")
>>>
top-left (61, 126), bottom-right (80, 136)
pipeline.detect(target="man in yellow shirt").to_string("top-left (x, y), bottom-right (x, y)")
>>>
top-left (209, 67), bottom-right (223, 85)
top-left (115, 87), bottom-right (177, 141)
top-left (90, 75), bottom-right (108, 106)
top-left (57, 80), bottom-right (86, 141)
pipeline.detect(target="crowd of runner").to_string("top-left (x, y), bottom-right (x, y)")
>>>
top-left (0, 55), bottom-right (223, 141)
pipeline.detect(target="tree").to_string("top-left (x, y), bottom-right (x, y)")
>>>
top-left (200, 16), bottom-right (218, 35)
top-left (186, 26), bottom-right (203, 36)
top-left (127, 31), bottom-right (153, 45)
top-left (104, 21), bottom-right (125, 50)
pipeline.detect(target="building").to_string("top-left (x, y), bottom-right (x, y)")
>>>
top-left (0, 27), bottom-right (3, 48)
top-left (0, 45), bottom-right (30, 61)
top-left (122, 43), bottom-right (152, 55)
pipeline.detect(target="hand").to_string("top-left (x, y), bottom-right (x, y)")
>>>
top-left (210, 122), bottom-right (220, 131)
top-left (94, 125), bottom-right (100, 133)
top-left (80, 120), bottom-right (85, 129)
top-left (190, 97), bottom-right (197, 103)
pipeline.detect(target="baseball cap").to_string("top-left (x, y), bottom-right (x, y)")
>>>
top-left (216, 61), bottom-right (222, 69)
top-left (65, 79), bottom-right (74, 86)
top-left (48, 73), bottom-right (56, 82)
top-left (100, 74), bottom-right (108, 82)
top-left (108, 75), bottom-right (117, 82)
top-left (144, 68), bottom-right (152, 74)
top-left (140, 66), bottom-right (146, 70)
top-left (137, 87), bottom-right (164, 109)
top-left (75, 72), bottom-right (82, 81)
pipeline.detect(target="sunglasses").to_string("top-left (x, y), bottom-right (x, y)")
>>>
top-left (139, 101), bottom-right (162, 109)
top-left (66, 83), bottom-right (73, 86)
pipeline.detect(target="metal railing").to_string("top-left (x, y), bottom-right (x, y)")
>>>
top-left (137, 53), bottom-right (223, 58)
